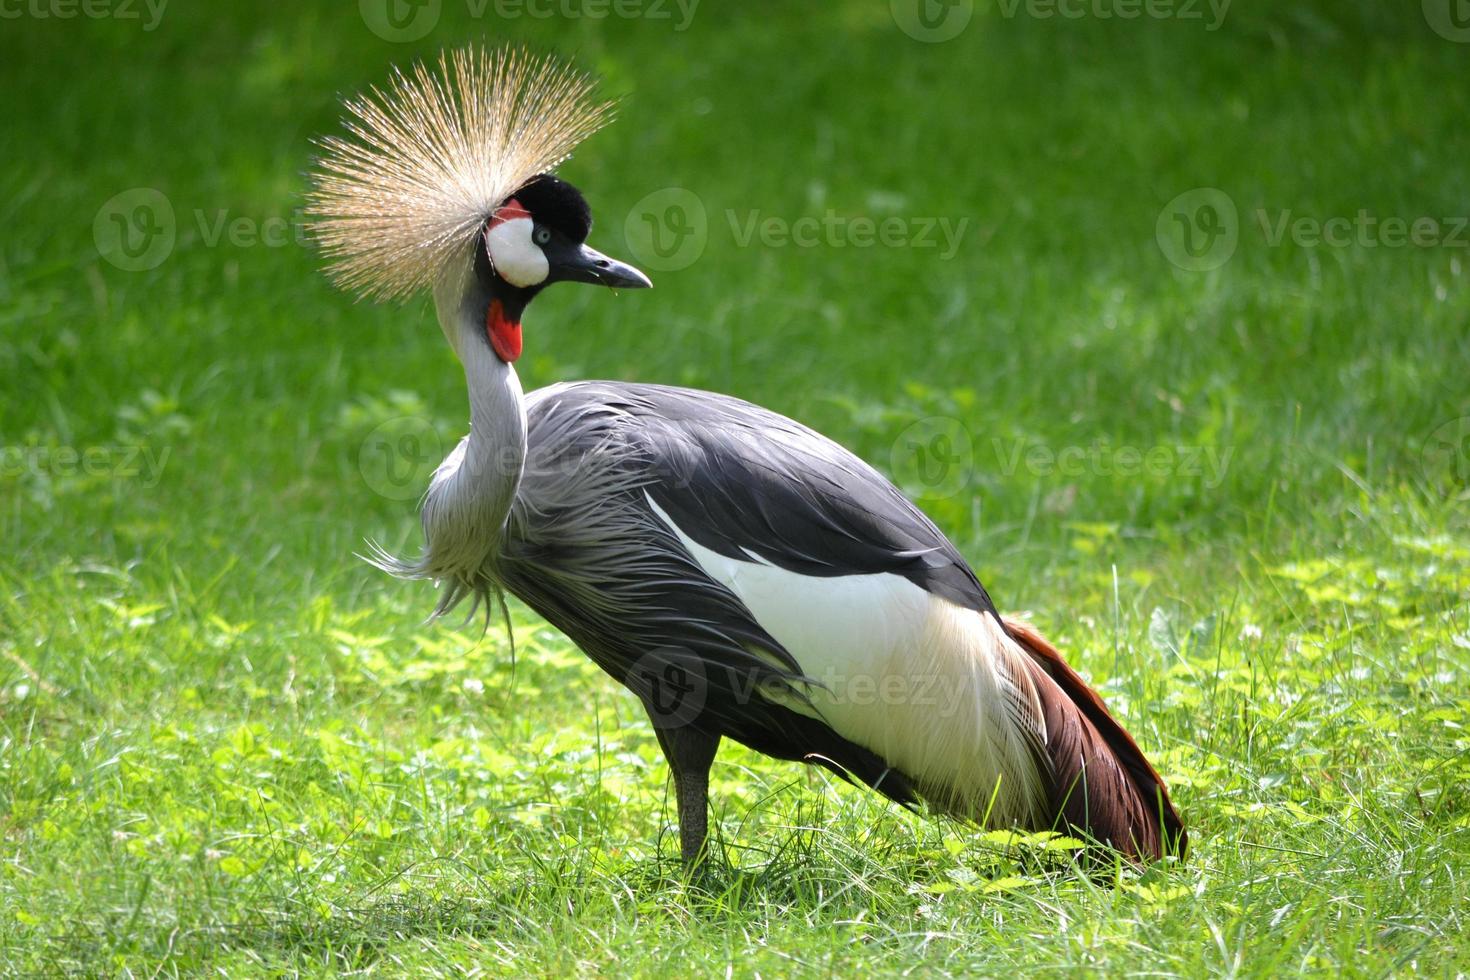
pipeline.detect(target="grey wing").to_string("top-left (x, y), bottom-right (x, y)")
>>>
top-left (597, 381), bottom-right (997, 617)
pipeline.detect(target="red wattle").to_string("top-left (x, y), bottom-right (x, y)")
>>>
top-left (488, 197), bottom-right (530, 229)
top-left (487, 299), bottom-right (522, 362)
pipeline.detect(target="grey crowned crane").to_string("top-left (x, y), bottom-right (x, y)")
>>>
top-left (308, 47), bottom-right (1185, 868)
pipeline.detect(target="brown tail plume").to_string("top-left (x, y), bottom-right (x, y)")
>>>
top-left (1003, 617), bottom-right (1187, 863)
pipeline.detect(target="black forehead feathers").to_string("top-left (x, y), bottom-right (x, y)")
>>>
top-left (512, 173), bottom-right (593, 242)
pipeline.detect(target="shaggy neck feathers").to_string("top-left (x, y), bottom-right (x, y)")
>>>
top-left (368, 272), bottom-right (527, 615)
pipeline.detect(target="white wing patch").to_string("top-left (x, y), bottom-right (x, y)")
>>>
top-left (485, 217), bottom-right (549, 287)
top-left (645, 493), bottom-right (1048, 825)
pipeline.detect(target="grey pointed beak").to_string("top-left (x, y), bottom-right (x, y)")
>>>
top-left (559, 243), bottom-right (653, 289)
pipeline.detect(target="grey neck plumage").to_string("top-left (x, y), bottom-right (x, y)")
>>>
top-left (370, 274), bottom-right (526, 616)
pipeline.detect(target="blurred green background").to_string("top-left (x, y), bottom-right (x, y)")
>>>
top-left (2, 0), bottom-right (1468, 975)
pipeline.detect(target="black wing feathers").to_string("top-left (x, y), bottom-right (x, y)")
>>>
top-left (598, 383), bottom-right (999, 616)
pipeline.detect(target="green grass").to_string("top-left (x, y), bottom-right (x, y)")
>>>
top-left (3, 0), bottom-right (1469, 974)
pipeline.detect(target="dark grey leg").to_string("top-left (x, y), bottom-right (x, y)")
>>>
top-left (650, 720), bottom-right (721, 869)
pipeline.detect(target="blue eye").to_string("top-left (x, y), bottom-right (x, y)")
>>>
top-left (533, 226), bottom-right (552, 245)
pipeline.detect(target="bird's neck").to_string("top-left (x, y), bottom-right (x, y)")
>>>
top-left (461, 323), bottom-right (528, 526)
top-left (421, 282), bottom-right (528, 582)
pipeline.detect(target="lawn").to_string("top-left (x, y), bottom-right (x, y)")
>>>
top-left (2, 0), bottom-right (1469, 974)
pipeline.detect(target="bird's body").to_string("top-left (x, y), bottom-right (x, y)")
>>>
top-left (388, 327), bottom-right (1183, 861)
top-left (505, 381), bottom-right (1041, 819)
top-left (310, 46), bottom-right (1184, 868)
top-left (514, 381), bottom-right (1036, 808)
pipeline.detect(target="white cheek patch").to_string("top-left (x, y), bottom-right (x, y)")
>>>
top-left (485, 217), bottom-right (549, 288)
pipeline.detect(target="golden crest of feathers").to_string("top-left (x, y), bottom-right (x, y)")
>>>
top-left (307, 46), bottom-right (613, 301)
